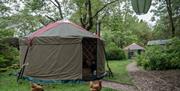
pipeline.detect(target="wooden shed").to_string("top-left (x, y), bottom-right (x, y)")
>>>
top-left (123, 43), bottom-right (144, 59)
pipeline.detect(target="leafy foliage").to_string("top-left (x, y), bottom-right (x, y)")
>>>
top-left (0, 29), bottom-right (19, 69)
top-left (137, 37), bottom-right (180, 70)
top-left (105, 15), bottom-right (138, 48)
top-left (151, 0), bottom-right (180, 38)
top-left (0, 47), bottom-right (19, 68)
top-left (105, 42), bottom-right (126, 60)
top-left (27, 0), bottom-right (45, 11)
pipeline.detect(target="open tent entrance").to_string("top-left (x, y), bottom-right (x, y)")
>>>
top-left (82, 38), bottom-right (97, 80)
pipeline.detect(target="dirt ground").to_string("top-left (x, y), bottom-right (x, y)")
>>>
top-left (127, 62), bottom-right (180, 91)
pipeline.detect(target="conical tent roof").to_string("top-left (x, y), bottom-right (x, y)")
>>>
top-left (124, 43), bottom-right (144, 50)
top-left (27, 20), bottom-right (98, 40)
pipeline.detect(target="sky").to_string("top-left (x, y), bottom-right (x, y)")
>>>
top-left (137, 13), bottom-right (155, 26)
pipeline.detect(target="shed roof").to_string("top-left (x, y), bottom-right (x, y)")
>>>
top-left (147, 39), bottom-right (170, 45)
top-left (124, 43), bottom-right (144, 50)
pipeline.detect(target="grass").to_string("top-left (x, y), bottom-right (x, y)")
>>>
top-left (104, 60), bottom-right (133, 85)
top-left (0, 69), bottom-right (117, 91)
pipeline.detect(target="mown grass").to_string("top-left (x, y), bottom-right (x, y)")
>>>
top-left (0, 69), bottom-right (117, 91)
top-left (105, 60), bottom-right (133, 85)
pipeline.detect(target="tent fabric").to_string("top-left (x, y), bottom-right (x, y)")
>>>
top-left (20, 42), bottom-right (82, 80)
top-left (23, 76), bottom-right (85, 84)
top-left (19, 20), bottom-right (105, 81)
top-left (124, 43), bottom-right (144, 50)
top-left (19, 37), bottom-right (82, 45)
top-left (38, 23), bottom-right (97, 38)
top-left (27, 20), bottom-right (98, 40)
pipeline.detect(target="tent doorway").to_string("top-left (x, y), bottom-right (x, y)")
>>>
top-left (82, 38), bottom-right (97, 80)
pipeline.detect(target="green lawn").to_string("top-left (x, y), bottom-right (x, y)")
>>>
top-left (0, 69), bottom-right (117, 91)
top-left (104, 60), bottom-right (133, 85)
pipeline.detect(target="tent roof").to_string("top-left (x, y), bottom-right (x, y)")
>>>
top-left (124, 43), bottom-right (144, 50)
top-left (27, 20), bottom-right (98, 40)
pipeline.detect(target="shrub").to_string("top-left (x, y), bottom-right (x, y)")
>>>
top-left (0, 29), bottom-right (19, 70)
top-left (146, 46), bottom-right (167, 70)
top-left (136, 37), bottom-right (180, 70)
top-left (0, 43), bottom-right (19, 68)
top-left (105, 42), bottom-right (126, 60)
top-left (136, 54), bottom-right (149, 69)
top-left (167, 37), bottom-right (180, 69)
top-left (139, 46), bottom-right (172, 70)
top-left (136, 54), bottom-right (144, 66)
top-left (136, 54), bottom-right (146, 66)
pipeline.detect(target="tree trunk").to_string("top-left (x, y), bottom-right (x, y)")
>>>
top-left (50, 0), bottom-right (64, 20)
top-left (80, 0), bottom-right (119, 31)
top-left (86, 0), bottom-right (93, 31)
top-left (165, 0), bottom-right (175, 37)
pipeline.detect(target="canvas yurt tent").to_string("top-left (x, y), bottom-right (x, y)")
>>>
top-left (19, 20), bottom-right (105, 82)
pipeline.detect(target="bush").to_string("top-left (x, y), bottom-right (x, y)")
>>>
top-left (136, 37), bottom-right (180, 70)
top-left (0, 47), bottom-right (19, 68)
top-left (0, 43), bottom-right (19, 68)
top-left (136, 46), bottom-right (168, 70)
top-left (136, 54), bottom-right (149, 69)
top-left (0, 29), bottom-right (19, 70)
top-left (167, 37), bottom-right (180, 69)
top-left (136, 54), bottom-right (146, 66)
top-left (105, 42), bottom-right (126, 60)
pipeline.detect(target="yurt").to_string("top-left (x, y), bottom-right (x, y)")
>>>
top-left (19, 20), bottom-right (105, 82)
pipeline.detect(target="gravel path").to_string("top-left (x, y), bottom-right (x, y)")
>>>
top-left (127, 61), bottom-right (180, 91)
top-left (102, 80), bottom-right (138, 91)
top-left (101, 61), bottom-right (139, 91)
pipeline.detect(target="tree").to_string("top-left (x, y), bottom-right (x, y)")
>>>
top-left (102, 5), bottom-right (152, 47)
top-left (131, 20), bottom-right (153, 45)
top-left (165, 0), bottom-right (175, 37)
top-left (151, 0), bottom-right (180, 37)
top-left (23, 0), bottom-right (120, 31)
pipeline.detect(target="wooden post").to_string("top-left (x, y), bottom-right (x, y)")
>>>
top-left (96, 15), bottom-right (101, 37)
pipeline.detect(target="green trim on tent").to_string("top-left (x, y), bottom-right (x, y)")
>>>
top-left (23, 76), bottom-right (85, 84)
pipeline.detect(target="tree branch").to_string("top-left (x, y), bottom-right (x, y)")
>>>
top-left (50, 0), bottom-right (58, 7)
top-left (80, 17), bottom-right (85, 28)
top-left (92, 0), bottom-right (119, 18)
top-left (54, 0), bottom-right (64, 19)
top-left (86, 0), bottom-right (93, 30)
top-left (100, 13), bottom-right (107, 22)
top-left (39, 19), bottom-right (46, 26)
top-left (45, 15), bottom-right (56, 22)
